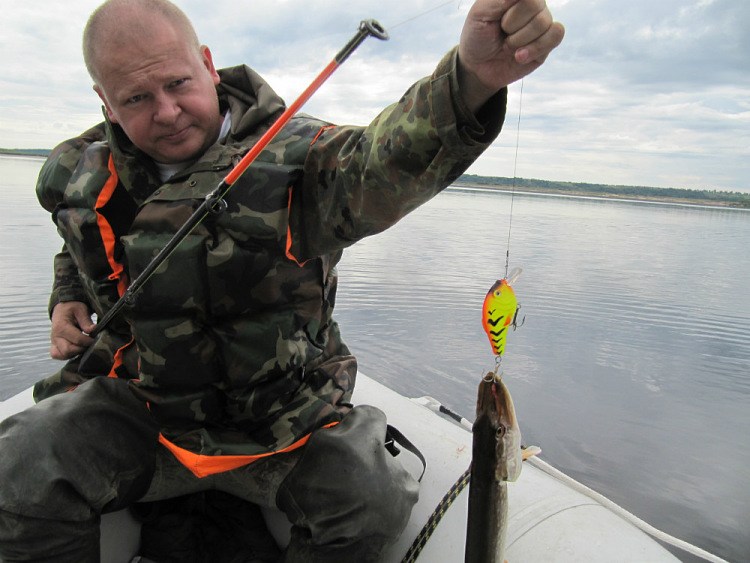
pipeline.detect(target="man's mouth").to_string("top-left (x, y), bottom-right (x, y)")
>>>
top-left (161, 126), bottom-right (192, 143)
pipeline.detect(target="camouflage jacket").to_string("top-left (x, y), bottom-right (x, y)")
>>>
top-left (35, 48), bottom-right (506, 469)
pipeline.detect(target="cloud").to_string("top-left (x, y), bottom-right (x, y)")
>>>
top-left (0, 0), bottom-right (747, 192)
top-left (554, 0), bottom-right (749, 88)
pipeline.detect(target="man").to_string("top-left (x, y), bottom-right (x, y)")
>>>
top-left (0, 0), bottom-right (563, 561)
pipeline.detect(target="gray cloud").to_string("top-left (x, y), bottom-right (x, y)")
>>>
top-left (0, 0), bottom-right (747, 191)
top-left (554, 0), bottom-right (750, 88)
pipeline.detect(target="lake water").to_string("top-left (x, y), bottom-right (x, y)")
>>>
top-left (1, 154), bottom-right (748, 561)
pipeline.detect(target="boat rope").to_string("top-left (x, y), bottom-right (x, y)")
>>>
top-left (400, 467), bottom-right (471, 563)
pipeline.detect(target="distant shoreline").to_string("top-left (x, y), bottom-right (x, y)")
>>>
top-left (0, 150), bottom-right (48, 159)
top-left (2, 150), bottom-right (747, 209)
top-left (450, 182), bottom-right (749, 210)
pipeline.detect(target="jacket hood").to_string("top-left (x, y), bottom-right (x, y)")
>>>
top-left (217, 65), bottom-right (286, 142)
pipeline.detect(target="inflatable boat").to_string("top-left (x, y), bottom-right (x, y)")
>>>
top-left (0, 373), bottom-right (726, 562)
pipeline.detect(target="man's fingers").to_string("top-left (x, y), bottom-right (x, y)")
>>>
top-left (50, 343), bottom-right (62, 360)
top-left (50, 343), bottom-right (76, 360)
top-left (469, 0), bottom-right (518, 22)
top-left (74, 311), bottom-right (97, 335)
top-left (58, 323), bottom-right (94, 347)
top-left (504, 8), bottom-right (554, 49)
top-left (500, 0), bottom-right (548, 35)
top-left (50, 338), bottom-right (86, 360)
top-left (513, 21), bottom-right (565, 64)
top-left (49, 302), bottom-right (95, 359)
top-left (458, 0), bottom-right (563, 104)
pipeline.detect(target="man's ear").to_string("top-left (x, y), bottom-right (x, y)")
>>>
top-left (200, 45), bottom-right (221, 86)
top-left (93, 84), bottom-right (118, 123)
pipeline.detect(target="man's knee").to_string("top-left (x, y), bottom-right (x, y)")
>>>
top-left (0, 398), bottom-right (90, 521)
top-left (0, 407), bottom-right (102, 561)
top-left (0, 378), bottom-right (158, 520)
top-left (277, 405), bottom-right (419, 549)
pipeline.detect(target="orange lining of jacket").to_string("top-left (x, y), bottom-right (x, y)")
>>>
top-left (94, 155), bottom-right (128, 297)
top-left (284, 186), bottom-right (306, 266)
top-left (94, 155), bottom-right (130, 379)
top-left (284, 124), bottom-right (335, 266)
top-left (106, 339), bottom-right (134, 379)
top-left (158, 422), bottom-right (339, 478)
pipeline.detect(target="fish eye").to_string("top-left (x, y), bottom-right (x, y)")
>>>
top-left (496, 426), bottom-right (506, 438)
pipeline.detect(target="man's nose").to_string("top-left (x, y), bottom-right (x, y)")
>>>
top-left (153, 93), bottom-right (180, 124)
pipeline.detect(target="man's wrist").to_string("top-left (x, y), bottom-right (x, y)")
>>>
top-left (456, 56), bottom-right (501, 115)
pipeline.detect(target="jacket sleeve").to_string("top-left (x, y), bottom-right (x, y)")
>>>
top-left (37, 125), bottom-right (106, 315)
top-left (287, 46), bottom-right (507, 261)
top-left (47, 248), bottom-right (90, 316)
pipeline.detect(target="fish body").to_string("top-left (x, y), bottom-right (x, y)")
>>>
top-left (465, 372), bottom-right (522, 563)
top-left (482, 278), bottom-right (520, 357)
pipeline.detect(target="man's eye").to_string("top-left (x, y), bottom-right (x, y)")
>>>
top-left (169, 78), bottom-right (188, 88)
top-left (125, 94), bottom-right (145, 105)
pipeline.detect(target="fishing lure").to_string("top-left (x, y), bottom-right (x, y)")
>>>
top-left (482, 267), bottom-right (523, 358)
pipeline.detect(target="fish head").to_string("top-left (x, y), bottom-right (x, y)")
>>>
top-left (477, 373), bottom-right (522, 482)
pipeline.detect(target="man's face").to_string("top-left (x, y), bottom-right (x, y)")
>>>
top-left (94, 23), bottom-right (222, 164)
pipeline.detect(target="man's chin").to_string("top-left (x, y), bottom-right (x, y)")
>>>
top-left (151, 141), bottom-right (204, 165)
top-left (147, 126), bottom-right (220, 165)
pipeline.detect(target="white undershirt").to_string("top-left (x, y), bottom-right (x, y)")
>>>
top-left (154, 110), bottom-right (232, 182)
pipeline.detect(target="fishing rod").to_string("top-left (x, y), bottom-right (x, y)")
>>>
top-left (90, 19), bottom-right (389, 338)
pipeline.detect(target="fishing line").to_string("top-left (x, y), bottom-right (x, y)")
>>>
top-left (383, 0), bottom-right (523, 278)
top-left (504, 78), bottom-right (524, 279)
top-left (389, 0), bottom-right (462, 30)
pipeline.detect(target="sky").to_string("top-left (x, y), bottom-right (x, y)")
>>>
top-left (1, 0), bottom-right (748, 192)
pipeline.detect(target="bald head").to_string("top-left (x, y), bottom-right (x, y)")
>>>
top-left (83, 0), bottom-right (201, 84)
top-left (83, 0), bottom-right (222, 163)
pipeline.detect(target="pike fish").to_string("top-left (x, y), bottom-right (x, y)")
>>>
top-left (464, 371), bottom-right (522, 563)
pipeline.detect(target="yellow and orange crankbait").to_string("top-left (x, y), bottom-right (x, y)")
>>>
top-left (482, 267), bottom-right (523, 358)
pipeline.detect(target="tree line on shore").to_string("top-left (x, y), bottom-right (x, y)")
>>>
top-left (0, 148), bottom-right (50, 157)
top-left (458, 174), bottom-right (750, 208)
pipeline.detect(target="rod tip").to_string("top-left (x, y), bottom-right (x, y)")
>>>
top-left (360, 19), bottom-right (389, 41)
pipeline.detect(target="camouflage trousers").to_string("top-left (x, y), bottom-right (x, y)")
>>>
top-left (0, 377), bottom-right (419, 562)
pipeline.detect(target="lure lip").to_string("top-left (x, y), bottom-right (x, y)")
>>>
top-left (506, 267), bottom-right (523, 286)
